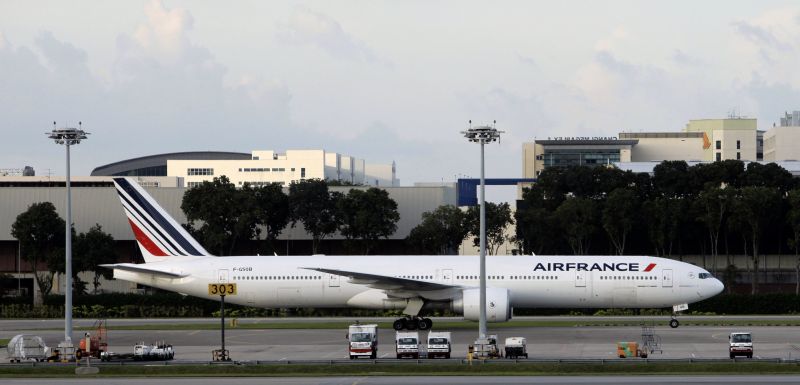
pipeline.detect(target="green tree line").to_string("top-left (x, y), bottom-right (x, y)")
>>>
top-left (514, 160), bottom-right (800, 295)
top-left (182, 176), bottom-right (399, 255)
top-left (11, 177), bottom-right (400, 296)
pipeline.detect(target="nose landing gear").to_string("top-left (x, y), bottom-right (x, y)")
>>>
top-left (392, 316), bottom-right (433, 331)
top-left (669, 317), bottom-right (679, 328)
top-left (669, 303), bottom-right (688, 328)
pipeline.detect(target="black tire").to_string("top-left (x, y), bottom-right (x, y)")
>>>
top-left (418, 318), bottom-right (431, 330)
top-left (393, 319), bottom-right (406, 331)
top-left (730, 354), bottom-right (735, 359)
top-left (396, 354), bottom-right (402, 359)
top-left (747, 354), bottom-right (752, 359)
top-left (406, 319), bottom-right (418, 330)
top-left (445, 353), bottom-right (450, 359)
top-left (669, 319), bottom-right (679, 328)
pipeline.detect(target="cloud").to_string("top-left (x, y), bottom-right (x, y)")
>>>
top-left (672, 49), bottom-right (701, 67)
top-left (516, 53), bottom-right (537, 68)
top-left (732, 20), bottom-right (790, 50)
top-left (134, 0), bottom-right (195, 60)
top-left (278, 6), bottom-right (383, 64)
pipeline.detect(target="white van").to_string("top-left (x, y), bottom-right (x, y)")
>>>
top-left (426, 332), bottom-right (451, 359)
top-left (729, 332), bottom-right (753, 359)
top-left (395, 331), bottom-right (421, 359)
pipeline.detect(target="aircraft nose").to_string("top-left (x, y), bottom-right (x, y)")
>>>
top-left (711, 278), bottom-right (724, 296)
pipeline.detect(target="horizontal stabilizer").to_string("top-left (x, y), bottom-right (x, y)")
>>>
top-left (100, 263), bottom-right (189, 278)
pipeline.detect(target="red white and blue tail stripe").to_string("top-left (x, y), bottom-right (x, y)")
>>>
top-left (113, 178), bottom-right (211, 261)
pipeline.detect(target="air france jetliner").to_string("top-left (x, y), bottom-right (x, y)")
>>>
top-left (103, 178), bottom-right (724, 330)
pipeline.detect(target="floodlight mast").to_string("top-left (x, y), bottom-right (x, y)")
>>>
top-left (46, 122), bottom-right (89, 344)
top-left (461, 121), bottom-right (503, 339)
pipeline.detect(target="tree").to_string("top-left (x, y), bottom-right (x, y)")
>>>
top-left (289, 179), bottom-right (340, 254)
top-left (555, 197), bottom-right (596, 255)
top-left (743, 162), bottom-right (795, 191)
top-left (696, 185), bottom-right (734, 274)
top-left (466, 202), bottom-right (514, 255)
top-left (337, 188), bottom-right (400, 254)
top-left (74, 224), bottom-right (118, 294)
top-left (787, 189), bottom-right (800, 295)
top-left (407, 205), bottom-right (468, 255)
top-left (181, 176), bottom-right (259, 255)
top-left (652, 161), bottom-right (692, 197)
top-left (602, 188), bottom-right (639, 255)
top-left (515, 186), bottom-right (557, 255)
top-left (642, 197), bottom-right (684, 257)
top-left (253, 183), bottom-right (290, 254)
top-left (731, 186), bottom-right (782, 294)
top-left (10, 202), bottom-right (65, 297)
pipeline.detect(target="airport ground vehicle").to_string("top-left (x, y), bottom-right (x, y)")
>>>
top-left (396, 331), bottom-right (422, 359)
top-left (729, 332), bottom-right (753, 359)
top-left (6, 335), bottom-right (50, 362)
top-left (100, 341), bottom-right (174, 361)
top-left (75, 320), bottom-right (108, 359)
top-left (504, 337), bottom-right (528, 359)
top-left (472, 334), bottom-right (501, 359)
top-left (617, 342), bottom-right (648, 358)
top-left (347, 324), bottom-right (378, 359)
top-left (426, 332), bottom-right (451, 359)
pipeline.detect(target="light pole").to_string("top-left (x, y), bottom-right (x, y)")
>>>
top-left (461, 121), bottom-right (503, 339)
top-left (47, 122), bottom-right (89, 344)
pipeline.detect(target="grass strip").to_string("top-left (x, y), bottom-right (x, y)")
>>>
top-left (1, 362), bottom-right (800, 378)
top-left (0, 339), bottom-right (9, 346)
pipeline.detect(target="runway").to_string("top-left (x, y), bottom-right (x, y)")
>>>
top-left (3, 317), bottom-right (800, 361)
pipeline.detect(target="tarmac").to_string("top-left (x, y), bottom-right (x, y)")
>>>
top-left (2, 316), bottom-right (800, 361)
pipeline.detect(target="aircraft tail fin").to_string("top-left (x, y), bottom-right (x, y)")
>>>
top-left (112, 177), bottom-right (211, 262)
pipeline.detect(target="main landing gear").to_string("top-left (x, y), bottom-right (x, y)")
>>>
top-left (393, 316), bottom-right (433, 331)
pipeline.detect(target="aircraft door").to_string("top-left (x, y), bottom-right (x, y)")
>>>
top-left (575, 271), bottom-right (586, 287)
top-left (662, 269), bottom-right (673, 288)
top-left (328, 274), bottom-right (340, 287)
top-left (217, 269), bottom-right (229, 283)
top-left (442, 269), bottom-right (453, 284)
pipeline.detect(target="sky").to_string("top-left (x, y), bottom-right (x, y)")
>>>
top-left (2, 0), bottom-right (800, 202)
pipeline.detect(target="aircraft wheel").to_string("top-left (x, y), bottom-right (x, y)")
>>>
top-left (393, 319), bottom-right (406, 331)
top-left (669, 319), bottom-right (679, 328)
top-left (418, 318), bottom-right (432, 330)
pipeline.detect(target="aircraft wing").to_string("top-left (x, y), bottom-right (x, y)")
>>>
top-left (301, 267), bottom-right (459, 292)
top-left (99, 263), bottom-right (189, 278)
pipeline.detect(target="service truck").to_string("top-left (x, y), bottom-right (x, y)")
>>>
top-left (426, 332), bottom-right (451, 359)
top-left (729, 332), bottom-right (753, 359)
top-left (395, 331), bottom-right (422, 359)
top-left (504, 337), bottom-right (528, 359)
top-left (347, 324), bottom-right (378, 359)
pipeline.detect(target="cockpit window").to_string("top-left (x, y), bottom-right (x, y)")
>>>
top-left (698, 272), bottom-right (712, 279)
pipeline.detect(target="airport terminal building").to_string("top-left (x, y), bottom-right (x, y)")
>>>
top-left (92, 149), bottom-right (399, 187)
top-left (523, 117), bottom-right (778, 178)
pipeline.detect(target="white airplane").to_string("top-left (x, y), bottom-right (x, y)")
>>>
top-left (103, 178), bottom-right (724, 330)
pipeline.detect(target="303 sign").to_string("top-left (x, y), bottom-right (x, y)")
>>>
top-left (208, 283), bottom-right (237, 296)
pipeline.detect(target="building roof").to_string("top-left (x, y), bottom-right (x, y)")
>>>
top-left (91, 151), bottom-right (251, 176)
top-left (535, 139), bottom-right (638, 146)
top-left (619, 132), bottom-right (703, 139)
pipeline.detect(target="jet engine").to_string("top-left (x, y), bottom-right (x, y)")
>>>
top-left (452, 287), bottom-right (512, 322)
